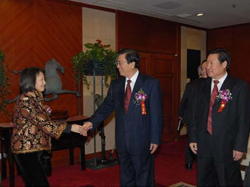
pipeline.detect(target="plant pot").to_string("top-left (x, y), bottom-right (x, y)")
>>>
top-left (85, 60), bottom-right (106, 76)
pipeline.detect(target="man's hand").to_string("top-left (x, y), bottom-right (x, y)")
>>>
top-left (79, 122), bottom-right (93, 136)
top-left (150, 143), bottom-right (158, 154)
top-left (189, 143), bottom-right (197, 154)
top-left (233, 150), bottom-right (244, 161)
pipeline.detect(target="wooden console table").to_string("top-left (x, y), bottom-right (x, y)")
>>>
top-left (0, 115), bottom-right (89, 187)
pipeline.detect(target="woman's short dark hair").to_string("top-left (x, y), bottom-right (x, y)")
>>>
top-left (207, 48), bottom-right (231, 68)
top-left (117, 48), bottom-right (140, 68)
top-left (20, 67), bottom-right (45, 94)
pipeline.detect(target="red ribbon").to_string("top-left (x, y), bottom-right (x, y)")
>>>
top-left (218, 100), bottom-right (226, 113)
top-left (141, 101), bottom-right (147, 115)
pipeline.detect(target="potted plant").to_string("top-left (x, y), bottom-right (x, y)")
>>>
top-left (0, 48), bottom-right (10, 116)
top-left (72, 39), bottom-right (118, 89)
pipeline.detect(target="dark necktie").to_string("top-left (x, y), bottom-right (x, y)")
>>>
top-left (207, 80), bottom-right (219, 135)
top-left (124, 80), bottom-right (132, 113)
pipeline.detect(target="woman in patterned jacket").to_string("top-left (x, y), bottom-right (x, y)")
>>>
top-left (11, 67), bottom-right (81, 187)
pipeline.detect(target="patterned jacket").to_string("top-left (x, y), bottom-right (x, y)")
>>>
top-left (11, 90), bottom-right (67, 154)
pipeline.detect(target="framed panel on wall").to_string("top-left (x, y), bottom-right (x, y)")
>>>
top-left (187, 49), bottom-right (201, 81)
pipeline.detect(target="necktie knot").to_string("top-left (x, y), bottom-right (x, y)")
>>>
top-left (127, 80), bottom-right (131, 84)
top-left (214, 80), bottom-right (219, 85)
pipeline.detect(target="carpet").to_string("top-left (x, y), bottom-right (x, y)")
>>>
top-left (1, 136), bottom-right (197, 187)
top-left (169, 182), bottom-right (196, 187)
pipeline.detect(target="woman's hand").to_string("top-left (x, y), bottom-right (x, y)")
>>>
top-left (71, 124), bottom-right (81, 133)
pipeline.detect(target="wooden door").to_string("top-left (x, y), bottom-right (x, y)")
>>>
top-left (139, 52), bottom-right (179, 142)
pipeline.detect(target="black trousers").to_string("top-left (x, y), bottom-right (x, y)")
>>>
top-left (14, 151), bottom-right (50, 187)
top-left (118, 143), bottom-right (155, 187)
top-left (185, 144), bottom-right (196, 164)
top-left (197, 133), bottom-right (242, 187)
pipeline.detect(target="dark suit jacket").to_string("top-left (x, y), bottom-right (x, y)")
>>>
top-left (179, 82), bottom-right (191, 119)
top-left (188, 75), bottom-right (250, 161)
top-left (89, 73), bottom-right (163, 155)
top-left (179, 81), bottom-right (198, 124)
top-left (179, 79), bottom-right (204, 124)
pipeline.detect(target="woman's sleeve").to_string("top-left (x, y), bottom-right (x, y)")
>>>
top-left (19, 97), bottom-right (67, 139)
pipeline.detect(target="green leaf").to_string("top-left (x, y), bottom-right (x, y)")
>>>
top-left (72, 40), bottom-right (118, 88)
top-left (84, 43), bottom-right (94, 48)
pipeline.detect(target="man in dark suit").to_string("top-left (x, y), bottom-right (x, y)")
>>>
top-left (188, 48), bottom-right (250, 186)
top-left (81, 49), bottom-right (163, 186)
top-left (179, 60), bottom-right (208, 170)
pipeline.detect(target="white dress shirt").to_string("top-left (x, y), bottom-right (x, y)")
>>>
top-left (125, 70), bottom-right (139, 92)
top-left (211, 72), bottom-right (228, 93)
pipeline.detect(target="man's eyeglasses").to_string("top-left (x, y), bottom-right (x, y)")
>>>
top-left (115, 61), bottom-right (127, 66)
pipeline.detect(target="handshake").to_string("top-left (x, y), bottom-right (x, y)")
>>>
top-left (71, 122), bottom-right (93, 136)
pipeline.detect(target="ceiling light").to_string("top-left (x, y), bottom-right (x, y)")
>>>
top-left (176, 13), bottom-right (192, 18)
top-left (196, 13), bottom-right (204, 17)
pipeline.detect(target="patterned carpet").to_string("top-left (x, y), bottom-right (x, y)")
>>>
top-left (169, 182), bottom-right (196, 187)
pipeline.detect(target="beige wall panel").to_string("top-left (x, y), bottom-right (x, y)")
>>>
top-left (187, 28), bottom-right (202, 50)
top-left (82, 7), bottom-right (116, 154)
top-left (180, 26), bottom-right (188, 99)
top-left (82, 7), bottom-right (116, 51)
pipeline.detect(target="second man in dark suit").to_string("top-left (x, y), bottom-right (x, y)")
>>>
top-left (179, 60), bottom-right (208, 170)
top-left (188, 48), bottom-right (250, 186)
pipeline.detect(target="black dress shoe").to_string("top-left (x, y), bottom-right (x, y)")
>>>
top-left (185, 163), bottom-right (192, 170)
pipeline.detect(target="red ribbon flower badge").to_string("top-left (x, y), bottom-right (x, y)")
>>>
top-left (134, 88), bottom-right (147, 115)
top-left (216, 89), bottom-right (232, 113)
